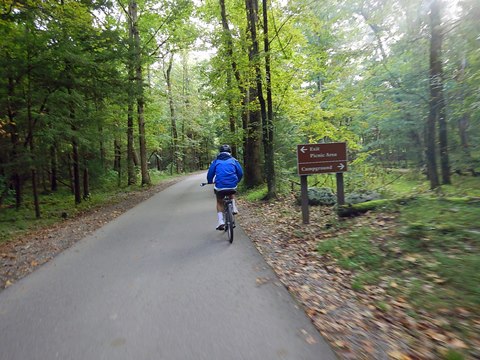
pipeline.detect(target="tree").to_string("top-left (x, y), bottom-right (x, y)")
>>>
top-left (128, 0), bottom-right (151, 186)
top-left (244, 0), bottom-right (264, 188)
top-left (427, 0), bottom-right (450, 187)
top-left (262, 0), bottom-right (276, 198)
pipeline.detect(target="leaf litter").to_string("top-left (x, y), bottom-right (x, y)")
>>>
top-left (238, 195), bottom-right (479, 360)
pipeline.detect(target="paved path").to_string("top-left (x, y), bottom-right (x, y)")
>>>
top-left (0, 173), bottom-right (336, 360)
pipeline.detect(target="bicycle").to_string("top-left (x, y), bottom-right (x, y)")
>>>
top-left (201, 183), bottom-right (236, 243)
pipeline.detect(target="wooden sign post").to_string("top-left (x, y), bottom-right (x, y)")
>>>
top-left (296, 143), bottom-right (348, 224)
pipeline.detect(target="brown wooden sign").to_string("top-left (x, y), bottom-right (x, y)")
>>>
top-left (297, 142), bottom-right (347, 175)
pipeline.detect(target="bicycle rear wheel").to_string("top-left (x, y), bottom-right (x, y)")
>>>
top-left (225, 203), bottom-right (234, 243)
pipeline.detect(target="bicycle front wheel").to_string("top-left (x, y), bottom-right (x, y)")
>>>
top-left (225, 203), bottom-right (234, 243)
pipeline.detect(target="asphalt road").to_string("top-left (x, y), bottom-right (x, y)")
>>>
top-left (0, 173), bottom-right (336, 360)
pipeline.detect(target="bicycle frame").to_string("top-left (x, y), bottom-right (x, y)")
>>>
top-left (201, 183), bottom-right (236, 243)
top-left (222, 195), bottom-right (235, 243)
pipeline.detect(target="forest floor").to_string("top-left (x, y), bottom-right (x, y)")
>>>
top-left (239, 195), bottom-right (479, 360)
top-left (1, 177), bottom-right (478, 360)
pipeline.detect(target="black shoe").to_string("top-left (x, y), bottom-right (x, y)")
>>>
top-left (216, 224), bottom-right (225, 231)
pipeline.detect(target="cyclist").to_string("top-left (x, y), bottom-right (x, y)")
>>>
top-left (206, 144), bottom-right (243, 230)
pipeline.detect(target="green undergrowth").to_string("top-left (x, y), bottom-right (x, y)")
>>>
top-left (0, 170), bottom-right (178, 244)
top-left (240, 184), bottom-right (269, 202)
top-left (243, 172), bottom-right (480, 358)
top-left (317, 194), bottom-right (480, 358)
top-left (317, 195), bottom-right (480, 328)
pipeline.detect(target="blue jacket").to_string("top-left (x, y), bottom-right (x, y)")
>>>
top-left (207, 152), bottom-right (243, 190)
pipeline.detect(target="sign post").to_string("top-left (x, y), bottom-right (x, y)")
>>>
top-left (296, 143), bottom-right (348, 223)
top-left (300, 175), bottom-right (309, 224)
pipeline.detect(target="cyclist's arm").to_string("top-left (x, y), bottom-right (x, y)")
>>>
top-left (206, 160), bottom-right (217, 184)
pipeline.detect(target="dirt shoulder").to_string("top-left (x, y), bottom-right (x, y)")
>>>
top-left (0, 178), bottom-right (181, 292)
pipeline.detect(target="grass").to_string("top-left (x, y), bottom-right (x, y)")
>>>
top-left (0, 170), bottom-right (179, 244)
top-left (318, 195), bottom-right (480, 310)
top-left (317, 173), bottom-right (480, 311)
top-left (318, 227), bottom-right (383, 271)
top-left (315, 176), bottom-right (480, 359)
top-left (241, 184), bottom-right (268, 202)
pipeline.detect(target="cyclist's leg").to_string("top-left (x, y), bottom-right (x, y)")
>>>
top-left (215, 191), bottom-right (225, 230)
top-left (230, 194), bottom-right (239, 214)
top-left (216, 196), bottom-right (224, 212)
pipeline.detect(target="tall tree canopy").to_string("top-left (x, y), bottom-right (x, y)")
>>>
top-left (1, 0), bottom-right (478, 215)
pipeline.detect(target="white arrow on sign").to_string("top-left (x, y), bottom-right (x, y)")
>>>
top-left (300, 146), bottom-right (307, 154)
top-left (337, 163), bottom-right (345, 170)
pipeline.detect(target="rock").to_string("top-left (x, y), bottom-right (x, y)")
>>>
top-left (345, 190), bottom-right (382, 205)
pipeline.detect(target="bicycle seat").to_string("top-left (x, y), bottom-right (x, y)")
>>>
top-left (217, 189), bottom-right (237, 197)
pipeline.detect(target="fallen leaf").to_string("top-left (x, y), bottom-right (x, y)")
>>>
top-left (388, 350), bottom-right (411, 360)
top-left (255, 277), bottom-right (269, 286)
top-left (425, 329), bottom-right (447, 343)
top-left (448, 338), bottom-right (468, 349)
top-left (404, 255), bottom-right (417, 263)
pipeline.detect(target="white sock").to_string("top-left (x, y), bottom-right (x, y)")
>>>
top-left (217, 212), bottom-right (224, 223)
top-left (232, 199), bottom-right (238, 211)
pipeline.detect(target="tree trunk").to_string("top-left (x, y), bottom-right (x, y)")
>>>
top-left (218, 0), bottom-right (238, 158)
top-left (98, 124), bottom-right (106, 170)
top-left (262, 0), bottom-right (276, 199)
top-left (83, 164), bottom-right (90, 199)
top-left (243, 91), bottom-right (263, 188)
top-left (426, 0), bottom-right (441, 189)
top-left (7, 73), bottom-right (22, 209)
top-left (244, 0), bottom-right (264, 188)
top-left (127, 103), bottom-right (137, 184)
top-left (181, 53), bottom-right (189, 171)
top-left (408, 129), bottom-right (424, 169)
top-left (456, 56), bottom-right (475, 175)
top-left (60, 0), bottom-right (81, 202)
top-left (137, 94), bottom-right (150, 185)
top-left (72, 132), bottom-right (81, 204)
top-left (429, 0), bottom-right (450, 185)
top-left (95, 98), bottom-right (106, 171)
top-left (127, 10), bottom-right (137, 186)
top-left (165, 55), bottom-right (179, 173)
top-left (226, 72), bottom-right (238, 159)
top-left (50, 144), bottom-right (58, 192)
top-left (114, 138), bottom-right (122, 180)
top-left (129, 0), bottom-right (150, 186)
top-left (26, 63), bottom-right (40, 218)
top-left (219, 0), bottom-right (250, 163)
top-left (67, 85), bottom-right (81, 204)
